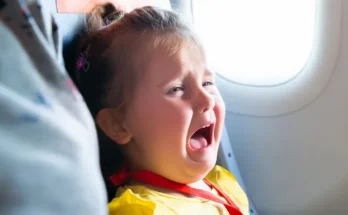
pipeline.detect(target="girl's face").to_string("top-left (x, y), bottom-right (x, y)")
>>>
top-left (122, 41), bottom-right (226, 184)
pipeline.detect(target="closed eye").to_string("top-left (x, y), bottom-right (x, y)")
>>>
top-left (203, 81), bottom-right (214, 87)
top-left (167, 86), bottom-right (184, 94)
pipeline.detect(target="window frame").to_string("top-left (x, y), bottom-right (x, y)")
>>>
top-left (192, 0), bottom-right (342, 116)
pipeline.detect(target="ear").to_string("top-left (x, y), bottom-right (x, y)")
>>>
top-left (96, 108), bottom-right (132, 144)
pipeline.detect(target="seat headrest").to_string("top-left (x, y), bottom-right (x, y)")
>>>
top-left (45, 0), bottom-right (85, 44)
top-left (44, 0), bottom-right (86, 84)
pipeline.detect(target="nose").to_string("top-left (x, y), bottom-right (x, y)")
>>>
top-left (194, 87), bottom-right (215, 113)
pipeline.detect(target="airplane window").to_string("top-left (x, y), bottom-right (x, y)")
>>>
top-left (192, 0), bottom-right (316, 86)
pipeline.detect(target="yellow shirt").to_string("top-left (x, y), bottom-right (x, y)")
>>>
top-left (108, 165), bottom-right (249, 215)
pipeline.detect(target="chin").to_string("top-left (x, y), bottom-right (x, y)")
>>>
top-left (183, 157), bottom-right (217, 183)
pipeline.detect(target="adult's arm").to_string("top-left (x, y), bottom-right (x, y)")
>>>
top-left (0, 1), bottom-right (107, 214)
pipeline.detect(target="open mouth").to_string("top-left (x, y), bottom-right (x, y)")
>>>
top-left (189, 124), bottom-right (214, 150)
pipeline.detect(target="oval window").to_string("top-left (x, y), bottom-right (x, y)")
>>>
top-left (193, 0), bottom-right (316, 86)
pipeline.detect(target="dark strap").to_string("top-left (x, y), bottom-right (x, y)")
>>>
top-left (109, 165), bottom-right (242, 215)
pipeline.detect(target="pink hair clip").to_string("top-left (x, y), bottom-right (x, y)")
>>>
top-left (76, 45), bottom-right (90, 72)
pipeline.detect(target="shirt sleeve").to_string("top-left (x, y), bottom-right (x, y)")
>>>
top-left (109, 188), bottom-right (163, 215)
top-left (109, 204), bottom-right (157, 215)
top-left (0, 0), bottom-right (107, 214)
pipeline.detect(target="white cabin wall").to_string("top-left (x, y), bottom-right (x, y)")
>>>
top-left (224, 1), bottom-right (348, 214)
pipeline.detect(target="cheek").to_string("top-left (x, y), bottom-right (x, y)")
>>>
top-left (124, 96), bottom-right (152, 137)
top-left (126, 97), bottom-right (191, 137)
top-left (214, 95), bottom-right (226, 140)
top-left (156, 100), bottom-right (192, 130)
top-left (214, 91), bottom-right (226, 120)
top-left (215, 101), bottom-right (225, 125)
top-left (145, 100), bottom-right (192, 146)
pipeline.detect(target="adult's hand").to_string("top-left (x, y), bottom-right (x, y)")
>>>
top-left (56, 0), bottom-right (171, 13)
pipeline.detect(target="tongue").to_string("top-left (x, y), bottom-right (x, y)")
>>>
top-left (190, 133), bottom-right (208, 150)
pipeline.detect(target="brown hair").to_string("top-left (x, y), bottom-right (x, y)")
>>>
top-left (75, 3), bottom-right (201, 117)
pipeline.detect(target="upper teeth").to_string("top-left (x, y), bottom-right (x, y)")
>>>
top-left (202, 124), bottom-right (210, 128)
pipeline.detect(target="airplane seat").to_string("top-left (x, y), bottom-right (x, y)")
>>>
top-left (47, 2), bottom-right (124, 202)
top-left (49, 0), bottom-right (172, 203)
top-left (52, 0), bottom-right (174, 202)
